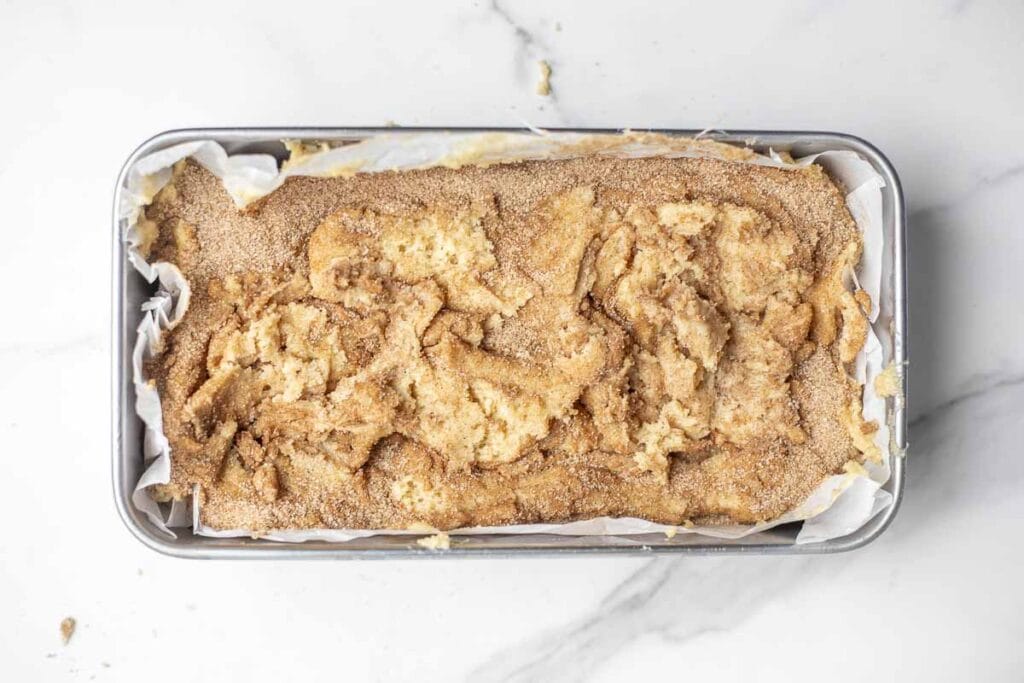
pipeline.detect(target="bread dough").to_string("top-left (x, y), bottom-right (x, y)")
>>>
top-left (144, 153), bottom-right (874, 531)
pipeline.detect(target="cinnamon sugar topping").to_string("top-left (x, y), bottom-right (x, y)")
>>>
top-left (145, 153), bottom-right (872, 530)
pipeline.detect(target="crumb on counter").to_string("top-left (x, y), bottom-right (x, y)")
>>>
top-left (664, 526), bottom-right (678, 539)
top-left (874, 362), bottom-right (901, 398)
top-left (60, 617), bottom-right (76, 645)
top-left (416, 531), bottom-right (451, 550)
top-left (536, 60), bottom-right (552, 96)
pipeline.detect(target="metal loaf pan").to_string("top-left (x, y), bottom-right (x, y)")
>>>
top-left (112, 128), bottom-right (907, 558)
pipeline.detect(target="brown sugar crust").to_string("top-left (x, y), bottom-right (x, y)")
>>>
top-left (144, 153), bottom-right (875, 531)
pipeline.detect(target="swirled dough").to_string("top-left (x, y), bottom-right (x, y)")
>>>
top-left (145, 152), bottom-right (873, 530)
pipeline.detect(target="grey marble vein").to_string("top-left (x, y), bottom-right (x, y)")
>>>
top-left (951, 0), bottom-right (976, 14)
top-left (468, 375), bottom-right (1024, 681)
top-left (906, 161), bottom-right (1024, 419)
top-left (488, 0), bottom-right (542, 61)
top-left (910, 372), bottom-right (1024, 428)
top-left (0, 335), bottom-right (101, 358)
top-left (913, 161), bottom-right (1024, 217)
top-left (469, 560), bottom-right (674, 683)
top-left (469, 554), bottom-right (821, 682)
top-left (787, 0), bottom-right (845, 27)
top-left (489, 303), bottom-right (1023, 679)
top-left (486, 0), bottom-right (569, 125)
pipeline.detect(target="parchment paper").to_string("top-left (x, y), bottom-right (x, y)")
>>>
top-left (122, 132), bottom-right (892, 545)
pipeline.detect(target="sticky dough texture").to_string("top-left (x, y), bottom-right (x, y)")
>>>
top-left (145, 155), bottom-right (874, 530)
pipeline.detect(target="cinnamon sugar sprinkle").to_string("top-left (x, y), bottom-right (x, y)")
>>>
top-left (143, 152), bottom-right (875, 531)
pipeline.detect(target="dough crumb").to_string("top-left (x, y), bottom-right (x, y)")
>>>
top-left (60, 617), bottom-right (76, 645)
top-left (664, 526), bottom-right (678, 539)
top-left (874, 363), bottom-right (901, 398)
top-left (843, 460), bottom-right (869, 477)
top-left (416, 531), bottom-right (451, 550)
top-left (536, 60), bottom-right (552, 96)
top-left (282, 140), bottom-right (331, 170)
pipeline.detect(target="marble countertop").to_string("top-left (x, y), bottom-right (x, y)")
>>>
top-left (2, 0), bottom-right (1022, 680)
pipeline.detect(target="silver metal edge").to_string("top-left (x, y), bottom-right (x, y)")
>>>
top-left (112, 128), bottom-right (906, 559)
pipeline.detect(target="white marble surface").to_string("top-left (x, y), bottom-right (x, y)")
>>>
top-left (1, 0), bottom-right (1022, 680)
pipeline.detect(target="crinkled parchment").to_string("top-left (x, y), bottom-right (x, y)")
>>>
top-left (121, 132), bottom-right (892, 545)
